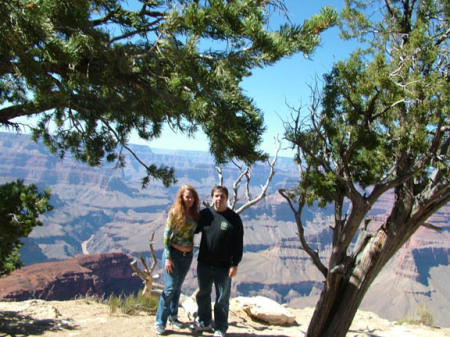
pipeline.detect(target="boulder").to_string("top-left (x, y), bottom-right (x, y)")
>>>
top-left (234, 296), bottom-right (296, 326)
top-left (180, 293), bottom-right (198, 321)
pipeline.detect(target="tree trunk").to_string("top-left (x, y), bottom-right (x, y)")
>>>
top-left (306, 225), bottom-right (413, 337)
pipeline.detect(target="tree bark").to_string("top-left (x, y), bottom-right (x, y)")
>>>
top-left (305, 212), bottom-right (426, 337)
top-left (307, 229), bottom-right (386, 337)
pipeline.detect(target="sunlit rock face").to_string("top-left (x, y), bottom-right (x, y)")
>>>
top-left (0, 253), bottom-right (142, 301)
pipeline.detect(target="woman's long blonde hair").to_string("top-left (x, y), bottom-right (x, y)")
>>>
top-left (169, 185), bottom-right (200, 231)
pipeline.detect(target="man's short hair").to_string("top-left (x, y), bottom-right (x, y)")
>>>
top-left (211, 185), bottom-right (229, 199)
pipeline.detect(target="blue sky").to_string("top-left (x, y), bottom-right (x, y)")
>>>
top-left (145, 0), bottom-right (356, 157)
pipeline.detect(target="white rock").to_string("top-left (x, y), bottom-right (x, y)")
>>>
top-left (234, 296), bottom-right (296, 326)
top-left (180, 293), bottom-right (198, 321)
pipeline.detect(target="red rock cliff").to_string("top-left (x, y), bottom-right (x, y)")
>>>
top-left (0, 252), bottom-right (143, 301)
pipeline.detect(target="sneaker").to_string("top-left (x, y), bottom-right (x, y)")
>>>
top-left (189, 320), bottom-right (213, 332)
top-left (168, 316), bottom-right (185, 329)
top-left (213, 330), bottom-right (225, 337)
top-left (155, 324), bottom-right (166, 335)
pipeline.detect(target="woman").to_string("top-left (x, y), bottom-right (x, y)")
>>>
top-left (155, 185), bottom-right (200, 335)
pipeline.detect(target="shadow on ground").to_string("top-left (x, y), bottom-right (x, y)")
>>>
top-left (165, 332), bottom-right (293, 337)
top-left (0, 311), bottom-right (76, 336)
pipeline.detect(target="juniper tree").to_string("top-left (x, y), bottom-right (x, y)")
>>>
top-left (280, 1), bottom-right (449, 336)
top-left (0, 0), bottom-right (336, 187)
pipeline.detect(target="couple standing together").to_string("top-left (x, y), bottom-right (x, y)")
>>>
top-left (155, 185), bottom-right (244, 337)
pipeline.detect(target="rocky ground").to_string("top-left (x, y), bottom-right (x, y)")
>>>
top-left (1, 299), bottom-right (449, 337)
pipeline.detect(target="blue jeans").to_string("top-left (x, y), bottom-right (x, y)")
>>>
top-left (156, 247), bottom-right (193, 326)
top-left (196, 261), bottom-right (232, 333)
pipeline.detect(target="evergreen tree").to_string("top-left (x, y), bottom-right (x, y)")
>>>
top-left (0, 180), bottom-right (52, 276)
top-left (281, 0), bottom-right (449, 336)
top-left (0, 0), bottom-right (336, 186)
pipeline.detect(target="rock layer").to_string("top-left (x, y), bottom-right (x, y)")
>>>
top-left (0, 252), bottom-right (142, 301)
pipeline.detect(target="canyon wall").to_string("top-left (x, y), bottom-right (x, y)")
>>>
top-left (0, 132), bottom-right (448, 326)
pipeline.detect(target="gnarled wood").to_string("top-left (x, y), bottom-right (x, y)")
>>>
top-left (130, 232), bottom-right (164, 297)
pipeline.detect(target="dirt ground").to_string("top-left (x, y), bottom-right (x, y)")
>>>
top-left (0, 299), bottom-right (449, 337)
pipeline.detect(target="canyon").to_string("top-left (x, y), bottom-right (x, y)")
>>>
top-left (0, 132), bottom-right (448, 327)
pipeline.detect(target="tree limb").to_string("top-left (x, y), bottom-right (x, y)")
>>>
top-left (235, 136), bottom-right (281, 213)
top-left (130, 232), bottom-right (164, 297)
top-left (279, 187), bottom-right (328, 278)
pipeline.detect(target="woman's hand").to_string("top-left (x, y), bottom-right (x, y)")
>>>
top-left (165, 258), bottom-right (174, 274)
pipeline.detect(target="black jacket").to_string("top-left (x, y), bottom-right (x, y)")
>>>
top-left (197, 207), bottom-right (244, 268)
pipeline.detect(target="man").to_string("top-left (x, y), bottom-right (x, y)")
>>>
top-left (190, 185), bottom-right (244, 337)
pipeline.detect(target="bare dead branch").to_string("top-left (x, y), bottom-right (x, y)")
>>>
top-left (216, 166), bottom-right (224, 186)
top-left (148, 232), bottom-right (158, 274)
top-left (235, 135), bottom-right (281, 214)
top-left (230, 163), bottom-right (249, 210)
top-left (130, 232), bottom-right (164, 297)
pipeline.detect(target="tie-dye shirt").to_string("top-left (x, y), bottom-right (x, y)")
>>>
top-left (163, 215), bottom-right (198, 259)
